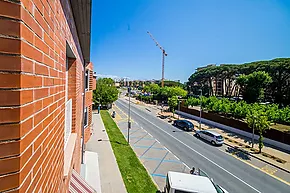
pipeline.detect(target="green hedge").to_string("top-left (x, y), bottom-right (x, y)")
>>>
top-left (185, 96), bottom-right (290, 125)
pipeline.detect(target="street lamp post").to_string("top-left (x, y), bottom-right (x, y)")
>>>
top-left (128, 87), bottom-right (131, 143)
top-left (251, 117), bottom-right (256, 148)
top-left (199, 89), bottom-right (202, 129)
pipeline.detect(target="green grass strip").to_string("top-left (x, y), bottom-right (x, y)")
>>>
top-left (100, 110), bottom-right (158, 193)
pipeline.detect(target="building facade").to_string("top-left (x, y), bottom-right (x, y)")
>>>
top-left (0, 0), bottom-right (93, 192)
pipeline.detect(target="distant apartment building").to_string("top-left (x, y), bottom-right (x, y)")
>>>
top-left (196, 64), bottom-right (238, 97)
top-left (0, 0), bottom-right (95, 192)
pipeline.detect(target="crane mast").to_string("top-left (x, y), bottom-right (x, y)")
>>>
top-left (147, 31), bottom-right (167, 87)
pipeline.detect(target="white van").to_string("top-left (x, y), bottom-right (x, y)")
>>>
top-left (164, 171), bottom-right (221, 193)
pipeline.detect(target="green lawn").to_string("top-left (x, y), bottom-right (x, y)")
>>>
top-left (100, 110), bottom-right (158, 193)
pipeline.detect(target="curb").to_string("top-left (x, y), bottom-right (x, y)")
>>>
top-left (224, 142), bottom-right (290, 174)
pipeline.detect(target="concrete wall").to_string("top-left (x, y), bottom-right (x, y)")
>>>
top-left (176, 110), bottom-right (290, 152)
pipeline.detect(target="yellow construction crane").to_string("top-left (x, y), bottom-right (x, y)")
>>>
top-left (147, 31), bottom-right (167, 87)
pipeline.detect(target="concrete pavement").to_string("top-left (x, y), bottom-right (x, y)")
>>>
top-left (86, 112), bottom-right (127, 193)
top-left (116, 98), bottom-right (290, 193)
top-left (110, 106), bottom-right (190, 189)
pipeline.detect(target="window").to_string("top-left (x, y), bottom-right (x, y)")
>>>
top-left (85, 70), bottom-right (89, 90)
top-left (84, 107), bottom-right (88, 127)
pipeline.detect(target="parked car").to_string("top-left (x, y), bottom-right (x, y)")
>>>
top-left (164, 171), bottom-right (229, 193)
top-left (195, 130), bottom-right (224, 145)
top-left (173, 120), bottom-right (194, 131)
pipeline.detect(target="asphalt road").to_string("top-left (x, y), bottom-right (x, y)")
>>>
top-left (115, 99), bottom-right (290, 193)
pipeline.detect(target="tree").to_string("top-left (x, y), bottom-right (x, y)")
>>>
top-left (237, 71), bottom-right (272, 103)
top-left (93, 78), bottom-right (119, 107)
top-left (168, 96), bottom-right (178, 116)
top-left (246, 111), bottom-right (270, 153)
top-left (187, 58), bottom-right (290, 106)
top-left (168, 87), bottom-right (187, 98)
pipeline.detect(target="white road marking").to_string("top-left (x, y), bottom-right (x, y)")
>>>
top-left (148, 133), bottom-right (153, 137)
top-left (117, 101), bottom-right (261, 193)
top-left (174, 155), bottom-right (180, 161)
top-left (164, 147), bottom-right (172, 153)
top-left (156, 139), bottom-right (161, 144)
top-left (183, 162), bottom-right (191, 169)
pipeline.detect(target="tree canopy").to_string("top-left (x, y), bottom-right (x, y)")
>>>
top-left (93, 78), bottom-right (119, 106)
top-left (187, 58), bottom-right (290, 105)
top-left (237, 71), bottom-right (272, 103)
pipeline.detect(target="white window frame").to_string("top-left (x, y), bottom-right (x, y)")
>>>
top-left (85, 70), bottom-right (89, 91)
top-left (64, 99), bottom-right (72, 148)
top-left (84, 107), bottom-right (88, 128)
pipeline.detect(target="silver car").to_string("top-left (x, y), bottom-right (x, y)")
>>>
top-left (196, 130), bottom-right (224, 145)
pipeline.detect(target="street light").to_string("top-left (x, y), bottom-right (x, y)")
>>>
top-left (127, 87), bottom-right (131, 143)
top-left (199, 89), bottom-right (202, 129)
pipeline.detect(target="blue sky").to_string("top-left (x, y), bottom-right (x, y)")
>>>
top-left (90, 0), bottom-right (290, 82)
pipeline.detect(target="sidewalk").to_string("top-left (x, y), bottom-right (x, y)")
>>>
top-left (86, 112), bottom-right (127, 193)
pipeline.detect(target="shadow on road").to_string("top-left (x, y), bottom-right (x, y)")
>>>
top-left (226, 147), bottom-right (251, 160)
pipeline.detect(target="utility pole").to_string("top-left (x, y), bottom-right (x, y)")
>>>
top-left (199, 89), bottom-right (202, 129)
top-left (128, 87), bottom-right (131, 143)
top-left (147, 31), bottom-right (167, 87)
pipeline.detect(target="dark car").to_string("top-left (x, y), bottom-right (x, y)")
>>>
top-left (173, 120), bottom-right (194, 131)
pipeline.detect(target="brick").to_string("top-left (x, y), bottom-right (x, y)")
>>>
top-left (19, 147), bottom-right (41, 182)
top-left (21, 0), bottom-right (34, 14)
top-left (21, 7), bottom-right (42, 38)
top-left (20, 103), bottom-right (34, 121)
top-left (35, 63), bottom-right (49, 76)
top-left (35, 8), bottom-right (49, 33)
top-left (49, 68), bottom-right (58, 77)
top-left (49, 102), bottom-right (57, 113)
top-left (0, 73), bottom-right (21, 88)
top-left (0, 37), bottom-right (21, 54)
top-left (34, 108), bottom-right (48, 126)
top-left (34, 99), bottom-right (43, 113)
top-left (43, 113), bottom-right (53, 129)
top-left (43, 54), bottom-right (54, 68)
top-left (21, 74), bottom-right (42, 88)
top-left (44, 77), bottom-right (53, 86)
top-left (33, 0), bottom-right (44, 13)
top-left (20, 124), bottom-right (43, 153)
top-left (0, 123), bottom-right (20, 141)
top-left (21, 41), bottom-right (43, 63)
top-left (27, 167), bottom-right (41, 192)
top-left (17, 171), bottom-right (32, 193)
top-left (0, 117), bottom-right (33, 141)
top-left (0, 89), bottom-right (33, 106)
top-left (0, 107), bottom-right (20, 123)
top-left (0, 18), bottom-right (20, 37)
top-left (34, 127), bottom-right (48, 150)
top-left (20, 23), bottom-right (34, 45)
top-left (0, 141), bottom-right (20, 159)
top-left (43, 96), bottom-right (53, 107)
top-left (0, 1), bottom-right (21, 19)
top-left (0, 173), bottom-right (20, 192)
top-left (35, 36), bottom-right (49, 55)
top-left (44, 32), bottom-right (54, 49)
top-left (34, 88), bottom-right (49, 100)
top-left (0, 156), bottom-right (20, 175)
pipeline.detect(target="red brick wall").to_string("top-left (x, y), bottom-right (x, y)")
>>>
top-left (0, 0), bottom-right (86, 192)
